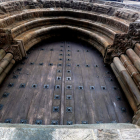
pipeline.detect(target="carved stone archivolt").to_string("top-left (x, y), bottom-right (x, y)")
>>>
top-left (105, 34), bottom-right (134, 63)
top-left (0, 0), bottom-right (137, 63)
top-left (114, 9), bottom-right (139, 22)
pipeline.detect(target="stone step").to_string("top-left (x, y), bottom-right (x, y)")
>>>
top-left (0, 123), bottom-right (139, 129)
top-left (0, 123), bottom-right (140, 140)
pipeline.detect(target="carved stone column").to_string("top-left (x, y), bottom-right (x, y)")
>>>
top-left (120, 54), bottom-right (140, 90)
top-left (111, 57), bottom-right (140, 113)
top-left (0, 49), bottom-right (6, 61)
top-left (133, 109), bottom-right (140, 125)
top-left (126, 48), bottom-right (140, 73)
top-left (0, 59), bottom-right (15, 84)
top-left (0, 53), bottom-right (13, 75)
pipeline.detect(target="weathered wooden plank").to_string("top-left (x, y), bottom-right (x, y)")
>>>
top-left (71, 42), bottom-right (88, 124)
top-left (84, 48), bottom-right (109, 123)
top-left (90, 49), bottom-right (118, 123)
top-left (82, 46), bottom-right (99, 124)
top-left (27, 42), bottom-right (53, 125)
top-left (50, 41), bottom-right (63, 125)
top-left (0, 47), bottom-right (38, 123)
top-left (14, 44), bottom-right (44, 124)
top-left (104, 77), bottom-right (133, 123)
top-left (64, 42), bottom-right (75, 125)
top-left (42, 42), bottom-right (59, 125)
top-left (0, 40), bottom-right (133, 124)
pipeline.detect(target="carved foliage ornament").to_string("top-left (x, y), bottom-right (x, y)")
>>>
top-left (128, 22), bottom-right (140, 40)
top-left (105, 34), bottom-right (133, 64)
top-left (3, 41), bottom-right (23, 61)
top-left (114, 9), bottom-right (139, 22)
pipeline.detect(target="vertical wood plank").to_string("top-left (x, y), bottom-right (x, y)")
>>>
top-left (0, 40), bottom-right (133, 124)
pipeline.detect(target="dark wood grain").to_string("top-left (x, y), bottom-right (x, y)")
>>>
top-left (0, 40), bottom-right (133, 124)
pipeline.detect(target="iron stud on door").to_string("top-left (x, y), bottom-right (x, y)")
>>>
top-left (30, 62), bottom-right (34, 65)
top-left (55, 85), bottom-right (60, 89)
top-left (121, 107), bottom-right (126, 112)
top-left (109, 78), bottom-right (113, 81)
top-left (51, 120), bottom-right (58, 125)
top-left (67, 121), bottom-right (73, 125)
top-left (53, 106), bottom-right (59, 112)
top-left (49, 63), bottom-right (53, 66)
top-left (54, 95), bottom-right (60, 100)
top-left (67, 64), bottom-right (71, 67)
top-left (67, 70), bottom-right (71, 73)
top-left (39, 63), bottom-right (43, 65)
top-left (5, 119), bottom-right (12, 123)
top-left (117, 96), bottom-right (121, 101)
top-left (57, 77), bottom-right (61, 80)
top-left (13, 75), bottom-right (18, 79)
top-left (96, 121), bottom-right (103, 124)
top-left (32, 84), bottom-right (37, 88)
top-left (57, 70), bottom-right (61, 73)
top-left (58, 64), bottom-right (62, 66)
top-left (17, 68), bottom-right (22, 71)
top-left (66, 77), bottom-right (71, 81)
top-left (79, 86), bottom-right (83, 90)
top-left (21, 62), bottom-right (25, 65)
top-left (66, 95), bottom-right (72, 100)
top-left (20, 83), bottom-right (26, 88)
top-left (113, 86), bottom-right (117, 90)
top-left (86, 64), bottom-right (90, 67)
top-left (67, 85), bottom-right (72, 89)
top-left (66, 107), bottom-right (72, 113)
top-left (95, 64), bottom-right (98, 67)
top-left (3, 92), bottom-right (10, 97)
top-left (44, 85), bottom-right (49, 89)
top-left (35, 120), bottom-right (42, 125)
top-left (0, 104), bottom-right (3, 110)
top-left (111, 120), bottom-right (117, 123)
top-left (90, 86), bottom-right (95, 90)
top-left (82, 121), bottom-right (88, 124)
top-left (101, 86), bottom-right (106, 90)
top-left (106, 71), bottom-right (110, 74)
top-left (20, 119), bottom-right (27, 124)
top-left (8, 83), bottom-right (14, 87)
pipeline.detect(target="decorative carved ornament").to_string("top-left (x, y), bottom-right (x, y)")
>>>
top-left (3, 43), bottom-right (23, 61)
top-left (105, 23), bottom-right (140, 64)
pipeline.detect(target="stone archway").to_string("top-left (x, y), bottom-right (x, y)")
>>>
top-left (0, 0), bottom-right (140, 125)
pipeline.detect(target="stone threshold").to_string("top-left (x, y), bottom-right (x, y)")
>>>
top-left (0, 123), bottom-right (140, 140)
top-left (0, 123), bottom-right (139, 129)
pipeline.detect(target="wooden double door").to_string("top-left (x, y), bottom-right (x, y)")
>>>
top-left (0, 41), bottom-right (133, 125)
